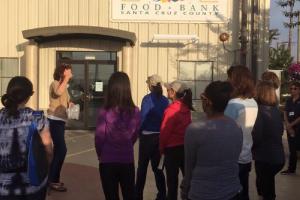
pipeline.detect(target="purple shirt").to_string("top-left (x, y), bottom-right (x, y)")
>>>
top-left (95, 107), bottom-right (141, 163)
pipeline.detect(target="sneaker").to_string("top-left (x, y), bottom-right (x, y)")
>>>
top-left (280, 169), bottom-right (295, 175)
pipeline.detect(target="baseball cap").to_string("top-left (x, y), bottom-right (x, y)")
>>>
top-left (164, 80), bottom-right (189, 93)
top-left (146, 74), bottom-right (162, 86)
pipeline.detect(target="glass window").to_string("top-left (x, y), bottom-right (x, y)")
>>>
top-left (0, 58), bottom-right (19, 97)
top-left (57, 51), bottom-right (116, 61)
top-left (179, 61), bottom-right (213, 100)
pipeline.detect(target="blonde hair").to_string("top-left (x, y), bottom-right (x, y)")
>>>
top-left (256, 81), bottom-right (278, 106)
top-left (261, 71), bottom-right (280, 89)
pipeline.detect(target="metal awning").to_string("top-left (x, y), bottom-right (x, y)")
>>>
top-left (22, 26), bottom-right (136, 46)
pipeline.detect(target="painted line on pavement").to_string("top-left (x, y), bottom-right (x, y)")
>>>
top-left (66, 148), bottom-right (95, 158)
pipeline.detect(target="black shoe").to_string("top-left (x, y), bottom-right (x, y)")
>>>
top-left (280, 169), bottom-right (295, 175)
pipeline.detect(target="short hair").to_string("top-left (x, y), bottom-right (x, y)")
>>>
top-left (227, 65), bottom-right (255, 98)
top-left (261, 71), bottom-right (280, 89)
top-left (289, 81), bottom-right (300, 88)
top-left (256, 81), bottom-right (278, 106)
top-left (204, 81), bottom-right (233, 113)
top-left (53, 63), bottom-right (72, 81)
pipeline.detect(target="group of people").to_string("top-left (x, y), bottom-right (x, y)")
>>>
top-left (0, 63), bottom-right (300, 200)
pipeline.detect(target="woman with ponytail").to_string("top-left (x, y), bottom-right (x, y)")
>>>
top-left (160, 80), bottom-right (194, 200)
top-left (0, 76), bottom-right (53, 200)
top-left (135, 74), bottom-right (169, 200)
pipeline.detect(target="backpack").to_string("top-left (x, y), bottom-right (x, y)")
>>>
top-left (26, 112), bottom-right (48, 186)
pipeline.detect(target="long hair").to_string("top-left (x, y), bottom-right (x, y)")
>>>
top-left (1, 76), bottom-right (33, 117)
top-left (227, 65), bottom-right (255, 98)
top-left (53, 63), bottom-right (72, 81)
top-left (176, 89), bottom-right (194, 111)
top-left (104, 72), bottom-right (135, 112)
top-left (151, 83), bottom-right (163, 98)
top-left (255, 81), bottom-right (278, 106)
top-left (261, 71), bottom-right (280, 89)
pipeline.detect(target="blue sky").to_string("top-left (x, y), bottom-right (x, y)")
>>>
top-left (270, 0), bottom-right (300, 58)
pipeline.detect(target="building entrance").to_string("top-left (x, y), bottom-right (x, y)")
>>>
top-left (57, 51), bottom-right (117, 129)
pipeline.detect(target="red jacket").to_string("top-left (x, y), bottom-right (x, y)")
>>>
top-left (160, 100), bottom-right (192, 153)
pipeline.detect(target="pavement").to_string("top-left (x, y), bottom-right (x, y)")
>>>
top-left (46, 130), bottom-right (300, 200)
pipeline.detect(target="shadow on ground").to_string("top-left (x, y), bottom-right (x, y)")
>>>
top-left (46, 163), bottom-right (104, 200)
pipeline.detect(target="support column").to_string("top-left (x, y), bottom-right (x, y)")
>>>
top-left (122, 42), bottom-right (133, 79)
top-left (25, 40), bottom-right (39, 109)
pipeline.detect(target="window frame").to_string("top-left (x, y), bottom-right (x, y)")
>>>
top-left (0, 57), bottom-right (20, 97)
top-left (178, 60), bottom-right (214, 100)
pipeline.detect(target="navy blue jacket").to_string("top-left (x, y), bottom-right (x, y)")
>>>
top-left (140, 93), bottom-right (169, 132)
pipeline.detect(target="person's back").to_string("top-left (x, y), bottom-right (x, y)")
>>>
top-left (141, 92), bottom-right (169, 132)
top-left (0, 76), bottom-right (52, 200)
top-left (95, 107), bottom-right (140, 163)
top-left (184, 117), bottom-right (242, 200)
top-left (252, 105), bottom-right (285, 164)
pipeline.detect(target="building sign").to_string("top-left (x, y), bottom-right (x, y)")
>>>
top-left (111, 0), bottom-right (228, 22)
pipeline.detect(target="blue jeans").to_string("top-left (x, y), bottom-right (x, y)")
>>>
top-left (48, 119), bottom-right (66, 183)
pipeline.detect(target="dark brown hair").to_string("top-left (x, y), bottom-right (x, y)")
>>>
top-left (1, 76), bottom-right (33, 117)
top-left (227, 65), bottom-right (255, 98)
top-left (176, 89), bottom-right (195, 111)
top-left (151, 83), bottom-right (163, 98)
top-left (261, 71), bottom-right (280, 89)
top-left (255, 81), bottom-right (278, 106)
top-left (53, 63), bottom-right (72, 81)
top-left (104, 72), bottom-right (136, 111)
top-left (289, 81), bottom-right (300, 89)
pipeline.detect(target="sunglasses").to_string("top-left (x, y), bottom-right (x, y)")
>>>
top-left (290, 87), bottom-right (299, 91)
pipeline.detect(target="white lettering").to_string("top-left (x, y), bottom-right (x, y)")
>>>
top-left (131, 4), bottom-right (137, 10)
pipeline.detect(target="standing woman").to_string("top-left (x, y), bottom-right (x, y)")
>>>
top-left (135, 74), bottom-right (169, 200)
top-left (47, 63), bottom-right (73, 191)
top-left (225, 65), bottom-right (258, 200)
top-left (252, 81), bottom-right (285, 200)
top-left (95, 72), bottom-right (141, 200)
top-left (0, 76), bottom-right (53, 200)
top-left (281, 81), bottom-right (300, 175)
top-left (181, 81), bottom-right (242, 200)
top-left (160, 81), bottom-right (194, 200)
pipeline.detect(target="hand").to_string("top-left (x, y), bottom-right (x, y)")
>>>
top-left (64, 69), bottom-right (73, 80)
top-left (69, 102), bottom-right (74, 108)
top-left (288, 128), bottom-right (296, 137)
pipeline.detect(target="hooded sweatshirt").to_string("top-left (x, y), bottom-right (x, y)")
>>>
top-left (95, 107), bottom-right (141, 163)
top-left (160, 100), bottom-right (192, 153)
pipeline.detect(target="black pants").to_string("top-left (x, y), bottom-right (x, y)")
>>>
top-left (100, 163), bottom-right (135, 200)
top-left (238, 163), bottom-right (251, 200)
top-left (164, 145), bottom-right (184, 200)
top-left (135, 134), bottom-right (166, 200)
top-left (255, 161), bottom-right (284, 200)
top-left (0, 187), bottom-right (47, 200)
top-left (48, 119), bottom-right (67, 183)
top-left (287, 135), bottom-right (298, 172)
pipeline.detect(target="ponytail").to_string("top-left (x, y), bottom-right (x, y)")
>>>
top-left (176, 89), bottom-right (194, 111)
top-left (151, 83), bottom-right (163, 98)
top-left (1, 94), bottom-right (19, 117)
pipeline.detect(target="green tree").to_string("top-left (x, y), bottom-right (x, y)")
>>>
top-left (269, 45), bottom-right (293, 70)
top-left (277, 0), bottom-right (300, 53)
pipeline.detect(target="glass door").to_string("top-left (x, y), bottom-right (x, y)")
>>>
top-left (87, 63), bottom-right (115, 127)
top-left (57, 51), bottom-right (117, 129)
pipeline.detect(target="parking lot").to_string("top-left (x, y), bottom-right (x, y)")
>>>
top-left (46, 130), bottom-right (300, 200)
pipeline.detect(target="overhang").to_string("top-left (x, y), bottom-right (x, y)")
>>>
top-left (22, 26), bottom-right (136, 46)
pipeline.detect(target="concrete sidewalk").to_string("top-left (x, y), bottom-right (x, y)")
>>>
top-left (46, 130), bottom-right (300, 200)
